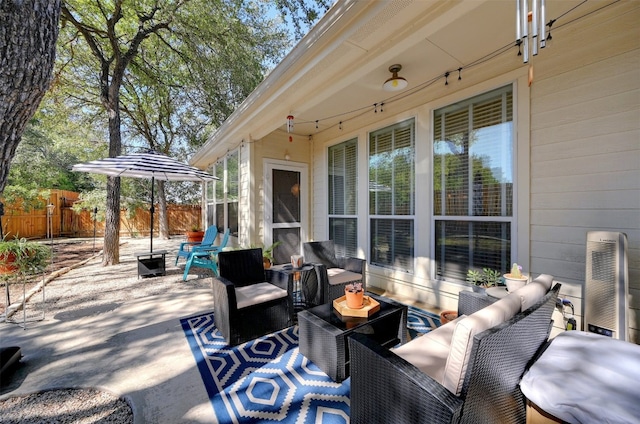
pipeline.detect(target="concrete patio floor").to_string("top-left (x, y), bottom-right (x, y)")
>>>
top-left (0, 236), bottom-right (443, 423)
top-left (0, 237), bottom-right (217, 423)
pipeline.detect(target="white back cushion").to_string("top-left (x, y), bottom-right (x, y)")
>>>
top-left (513, 281), bottom-right (548, 311)
top-left (443, 293), bottom-right (521, 395)
top-left (531, 274), bottom-right (554, 291)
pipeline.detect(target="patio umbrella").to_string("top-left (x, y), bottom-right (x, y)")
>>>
top-left (72, 150), bottom-right (217, 252)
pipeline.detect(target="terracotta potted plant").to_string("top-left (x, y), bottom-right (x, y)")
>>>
top-left (439, 310), bottom-right (458, 325)
top-left (0, 237), bottom-right (52, 276)
top-left (504, 263), bottom-right (528, 292)
top-left (185, 225), bottom-right (204, 243)
top-left (345, 282), bottom-right (364, 309)
top-left (261, 241), bottom-right (281, 269)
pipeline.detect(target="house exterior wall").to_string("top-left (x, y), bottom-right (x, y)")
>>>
top-left (529, 4), bottom-right (639, 341)
top-left (309, 2), bottom-right (640, 341)
top-left (239, 131), bottom-right (311, 249)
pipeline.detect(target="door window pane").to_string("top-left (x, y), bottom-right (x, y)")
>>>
top-left (273, 169), bottom-right (300, 224)
top-left (273, 227), bottom-right (300, 265)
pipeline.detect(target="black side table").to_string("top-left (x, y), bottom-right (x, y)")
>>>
top-left (134, 250), bottom-right (168, 278)
top-left (271, 264), bottom-right (321, 311)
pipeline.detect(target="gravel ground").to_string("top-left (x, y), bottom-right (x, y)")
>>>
top-left (0, 237), bottom-right (212, 423)
top-left (0, 388), bottom-right (133, 423)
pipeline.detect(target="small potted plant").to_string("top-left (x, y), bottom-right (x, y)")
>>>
top-left (344, 282), bottom-right (364, 309)
top-left (185, 225), bottom-right (205, 243)
top-left (467, 267), bottom-right (502, 294)
top-left (262, 241), bottom-right (282, 269)
top-left (0, 237), bottom-right (52, 276)
top-left (504, 263), bottom-right (528, 292)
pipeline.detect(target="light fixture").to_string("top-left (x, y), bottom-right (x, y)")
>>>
top-left (383, 64), bottom-right (408, 91)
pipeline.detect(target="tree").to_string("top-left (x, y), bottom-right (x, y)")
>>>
top-left (0, 0), bottom-right (61, 195)
top-left (59, 1), bottom-right (181, 265)
top-left (118, 3), bottom-right (288, 239)
top-left (58, 0), bottom-right (298, 264)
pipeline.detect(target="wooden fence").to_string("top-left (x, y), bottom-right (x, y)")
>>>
top-left (1, 189), bottom-right (202, 239)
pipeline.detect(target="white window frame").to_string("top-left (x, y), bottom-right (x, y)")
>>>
top-left (211, 149), bottom-right (239, 238)
top-left (430, 81), bottom-right (527, 282)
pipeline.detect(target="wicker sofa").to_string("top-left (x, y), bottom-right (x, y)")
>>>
top-left (349, 275), bottom-right (560, 424)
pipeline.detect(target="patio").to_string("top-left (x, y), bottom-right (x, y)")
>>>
top-left (0, 237), bottom-right (218, 423)
top-left (0, 237), bottom-right (442, 423)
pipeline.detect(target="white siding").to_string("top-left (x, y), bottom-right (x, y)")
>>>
top-left (308, 1), bottom-right (640, 341)
top-left (530, 3), bottom-right (640, 341)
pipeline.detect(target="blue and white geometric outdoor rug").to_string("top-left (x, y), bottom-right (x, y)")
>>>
top-left (181, 305), bottom-right (440, 423)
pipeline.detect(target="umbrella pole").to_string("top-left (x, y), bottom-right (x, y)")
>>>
top-left (150, 176), bottom-right (154, 252)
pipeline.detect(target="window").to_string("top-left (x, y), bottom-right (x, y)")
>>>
top-left (328, 139), bottom-right (358, 257)
top-left (433, 85), bottom-right (514, 281)
top-left (369, 119), bottom-right (415, 272)
top-left (210, 151), bottom-right (239, 237)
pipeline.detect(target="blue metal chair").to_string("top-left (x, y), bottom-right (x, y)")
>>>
top-left (182, 228), bottom-right (230, 280)
top-left (175, 225), bottom-right (217, 265)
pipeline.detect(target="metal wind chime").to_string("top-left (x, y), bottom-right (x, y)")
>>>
top-left (516, 0), bottom-right (549, 63)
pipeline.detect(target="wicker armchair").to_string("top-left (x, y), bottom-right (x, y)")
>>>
top-left (302, 241), bottom-right (365, 303)
top-left (349, 280), bottom-right (561, 424)
top-left (212, 248), bottom-right (294, 346)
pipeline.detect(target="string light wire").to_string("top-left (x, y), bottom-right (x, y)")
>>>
top-left (216, 0), bottom-right (619, 156)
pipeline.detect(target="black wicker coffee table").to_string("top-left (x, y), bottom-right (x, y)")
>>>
top-left (297, 292), bottom-right (407, 382)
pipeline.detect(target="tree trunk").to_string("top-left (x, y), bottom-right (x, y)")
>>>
top-left (0, 0), bottom-right (61, 194)
top-left (102, 92), bottom-right (122, 265)
top-left (157, 180), bottom-right (170, 239)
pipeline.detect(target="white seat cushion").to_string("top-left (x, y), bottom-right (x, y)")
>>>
top-left (235, 282), bottom-right (288, 309)
top-left (393, 315), bottom-right (465, 383)
top-left (327, 268), bottom-right (362, 286)
top-left (443, 293), bottom-right (522, 395)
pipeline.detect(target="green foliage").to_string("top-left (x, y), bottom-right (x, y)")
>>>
top-left (273, 0), bottom-right (332, 40)
top-left (4, 100), bottom-right (108, 201)
top-left (246, 241), bottom-right (282, 262)
top-left (466, 267), bottom-right (502, 287)
top-left (0, 237), bottom-right (52, 276)
top-left (0, 185), bottom-right (49, 213)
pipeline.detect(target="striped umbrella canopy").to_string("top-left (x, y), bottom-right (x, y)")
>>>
top-left (73, 150), bottom-right (217, 252)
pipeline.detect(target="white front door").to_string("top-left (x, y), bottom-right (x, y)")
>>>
top-left (264, 159), bottom-right (308, 265)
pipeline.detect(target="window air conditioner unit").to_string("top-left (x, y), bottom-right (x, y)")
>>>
top-left (584, 231), bottom-right (628, 340)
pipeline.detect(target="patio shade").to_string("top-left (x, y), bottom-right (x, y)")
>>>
top-left (73, 150), bottom-right (217, 252)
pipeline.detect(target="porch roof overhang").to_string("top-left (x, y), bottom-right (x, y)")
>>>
top-left (190, 0), bottom-right (607, 168)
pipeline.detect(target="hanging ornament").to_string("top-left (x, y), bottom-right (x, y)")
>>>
top-left (286, 115), bottom-right (294, 133)
top-left (516, 0), bottom-right (547, 63)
